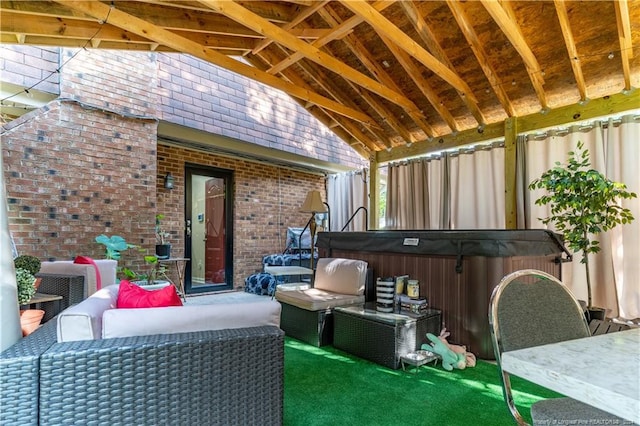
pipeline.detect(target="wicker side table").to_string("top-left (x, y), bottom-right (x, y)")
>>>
top-left (333, 303), bottom-right (441, 369)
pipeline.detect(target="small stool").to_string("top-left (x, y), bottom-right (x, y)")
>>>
top-left (244, 273), bottom-right (277, 296)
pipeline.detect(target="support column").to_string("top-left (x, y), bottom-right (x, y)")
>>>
top-left (368, 156), bottom-right (379, 230)
top-left (504, 117), bottom-right (518, 229)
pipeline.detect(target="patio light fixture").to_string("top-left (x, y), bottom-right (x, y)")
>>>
top-left (164, 172), bottom-right (175, 190)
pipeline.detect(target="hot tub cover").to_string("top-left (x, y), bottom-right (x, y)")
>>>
top-left (316, 230), bottom-right (570, 259)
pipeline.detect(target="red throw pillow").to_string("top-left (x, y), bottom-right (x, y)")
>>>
top-left (117, 280), bottom-right (183, 308)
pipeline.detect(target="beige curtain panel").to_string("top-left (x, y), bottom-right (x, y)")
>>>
top-left (523, 115), bottom-right (640, 320)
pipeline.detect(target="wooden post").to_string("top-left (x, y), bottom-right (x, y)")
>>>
top-left (504, 117), bottom-right (518, 229)
top-left (369, 155), bottom-right (379, 230)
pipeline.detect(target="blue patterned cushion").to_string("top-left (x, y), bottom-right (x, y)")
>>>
top-left (244, 273), bottom-right (277, 296)
top-left (262, 253), bottom-right (316, 267)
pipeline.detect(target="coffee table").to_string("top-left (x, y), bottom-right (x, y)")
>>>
top-left (333, 302), bottom-right (441, 369)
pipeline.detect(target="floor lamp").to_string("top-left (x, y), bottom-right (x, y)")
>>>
top-left (299, 190), bottom-right (328, 270)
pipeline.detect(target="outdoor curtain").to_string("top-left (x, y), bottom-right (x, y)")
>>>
top-left (520, 114), bottom-right (640, 320)
top-left (326, 169), bottom-right (368, 232)
top-left (370, 114), bottom-right (639, 320)
top-left (385, 145), bottom-right (504, 230)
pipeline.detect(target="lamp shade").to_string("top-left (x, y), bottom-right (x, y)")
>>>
top-left (300, 190), bottom-right (328, 213)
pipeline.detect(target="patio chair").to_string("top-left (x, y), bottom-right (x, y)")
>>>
top-left (489, 269), bottom-right (625, 425)
top-left (275, 257), bottom-right (368, 346)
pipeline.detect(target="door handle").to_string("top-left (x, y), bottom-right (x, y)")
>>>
top-left (186, 219), bottom-right (191, 237)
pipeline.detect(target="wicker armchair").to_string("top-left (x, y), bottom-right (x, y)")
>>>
top-left (0, 320), bottom-right (284, 426)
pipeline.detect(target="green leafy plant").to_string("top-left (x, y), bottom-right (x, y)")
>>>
top-left (95, 234), bottom-right (138, 260)
top-left (95, 234), bottom-right (144, 279)
top-left (14, 255), bottom-right (41, 276)
top-left (16, 268), bottom-right (37, 305)
top-left (529, 141), bottom-right (637, 308)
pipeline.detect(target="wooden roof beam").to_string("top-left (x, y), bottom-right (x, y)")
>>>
top-left (246, 54), bottom-right (371, 157)
top-left (3, 0), bottom-right (263, 38)
top-left (445, 0), bottom-right (516, 118)
top-left (399, 1), bottom-right (485, 126)
top-left (553, 0), bottom-right (588, 102)
top-left (341, 0), bottom-right (478, 104)
top-left (265, 1), bottom-right (394, 76)
top-left (482, 0), bottom-right (548, 109)
top-left (249, 0), bottom-right (329, 56)
top-left (56, 0), bottom-right (376, 126)
top-left (614, 0), bottom-right (633, 91)
top-left (293, 58), bottom-right (391, 149)
top-left (253, 48), bottom-right (383, 151)
top-left (0, 11), bottom-right (153, 44)
top-left (316, 5), bottom-right (422, 144)
top-left (378, 33), bottom-right (458, 133)
top-left (200, 0), bottom-right (419, 113)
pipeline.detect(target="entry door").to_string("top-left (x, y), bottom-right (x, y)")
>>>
top-left (185, 165), bottom-right (233, 294)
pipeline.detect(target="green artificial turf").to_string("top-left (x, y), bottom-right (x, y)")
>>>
top-left (284, 338), bottom-right (559, 426)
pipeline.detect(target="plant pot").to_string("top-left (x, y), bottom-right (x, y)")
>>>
top-left (20, 309), bottom-right (45, 336)
top-left (155, 244), bottom-right (171, 259)
top-left (34, 277), bottom-right (42, 290)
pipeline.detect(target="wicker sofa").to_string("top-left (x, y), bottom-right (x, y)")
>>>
top-left (1, 289), bottom-right (285, 425)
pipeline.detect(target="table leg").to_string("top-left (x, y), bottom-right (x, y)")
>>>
top-left (173, 260), bottom-right (187, 302)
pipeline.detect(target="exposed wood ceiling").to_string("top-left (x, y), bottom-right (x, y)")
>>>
top-left (1, 0), bottom-right (639, 161)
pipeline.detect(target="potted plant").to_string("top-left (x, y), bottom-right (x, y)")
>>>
top-left (14, 254), bottom-right (42, 289)
top-left (529, 141), bottom-right (637, 320)
top-left (15, 266), bottom-right (44, 336)
top-left (155, 214), bottom-right (171, 259)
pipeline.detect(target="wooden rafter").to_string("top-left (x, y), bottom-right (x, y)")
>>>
top-left (553, 0), bottom-right (587, 101)
top-left (2, 0), bottom-right (636, 156)
top-left (253, 47), bottom-right (382, 152)
top-left (285, 58), bottom-right (386, 150)
top-left (342, 0), bottom-right (478, 104)
top-left (316, 5), bottom-right (419, 144)
top-left (265, 1), bottom-right (394, 76)
top-left (445, 0), bottom-right (516, 117)
top-left (378, 33), bottom-right (458, 134)
top-left (200, 0), bottom-right (419, 113)
top-left (399, 1), bottom-right (485, 127)
top-left (0, 11), bottom-right (149, 44)
top-left (55, 0), bottom-right (376, 126)
top-left (481, 0), bottom-right (548, 109)
top-left (248, 63), bottom-right (372, 159)
top-left (614, 0), bottom-right (633, 91)
top-left (248, 0), bottom-right (330, 56)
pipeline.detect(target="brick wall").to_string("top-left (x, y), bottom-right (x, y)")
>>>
top-left (2, 47), bottom-right (348, 289)
top-left (60, 48), bottom-right (158, 117)
top-left (3, 101), bottom-right (158, 276)
top-left (157, 144), bottom-right (324, 287)
top-left (0, 45), bottom-right (59, 95)
top-left (3, 48), bottom-right (160, 276)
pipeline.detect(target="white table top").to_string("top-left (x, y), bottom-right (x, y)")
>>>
top-left (264, 265), bottom-right (314, 276)
top-left (501, 328), bottom-right (640, 423)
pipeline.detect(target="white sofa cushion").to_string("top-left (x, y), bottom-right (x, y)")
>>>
top-left (57, 284), bottom-right (119, 342)
top-left (57, 283), bottom-right (282, 342)
top-left (40, 259), bottom-right (118, 297)
top-left (102, 301), bottom-right (281, 339)
top-left (314, 258), bottom-right (368, 295)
